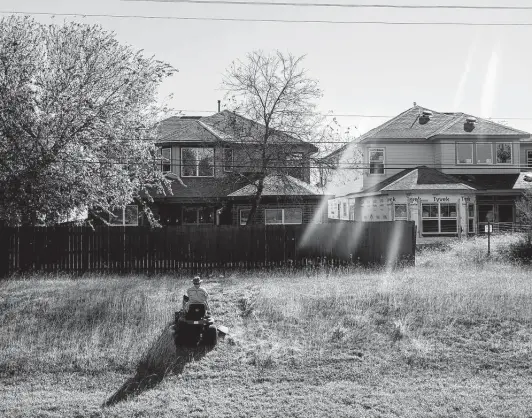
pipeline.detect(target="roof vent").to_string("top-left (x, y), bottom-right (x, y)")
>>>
top-left (421, 110), bottom-right (433, 119)
top-left (524, 173), bottom-right (532, 182)
top-left (466, 116), bottom-right (477, 124)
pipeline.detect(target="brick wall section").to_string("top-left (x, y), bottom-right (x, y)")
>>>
top-left (232, 200), bottom-right (328, 225)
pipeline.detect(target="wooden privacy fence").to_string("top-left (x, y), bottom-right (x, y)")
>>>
top-left (0, 221), bottom-right (415, 277)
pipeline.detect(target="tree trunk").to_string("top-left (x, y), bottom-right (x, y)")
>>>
top-left (246, 177), bottom-right (265, 225)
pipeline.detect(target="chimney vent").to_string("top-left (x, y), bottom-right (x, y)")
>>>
top-left (466, 116), bottom-right (477, 124)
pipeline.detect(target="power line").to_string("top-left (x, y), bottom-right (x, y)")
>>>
top-left (123, 0), bottom-right (532, 11)
top-left (11, 157), bottom-right (532, 171)
top-left (3, 10), bottom-right (532, 26)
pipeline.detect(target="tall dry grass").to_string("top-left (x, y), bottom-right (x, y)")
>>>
top-left (240, 235), bottom-right (532, 367)
top-left (0, 275), bottom-right (182, 376)
top-left (1, 234), bottom-right (531, 377)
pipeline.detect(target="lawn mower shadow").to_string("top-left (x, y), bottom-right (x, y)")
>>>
top-left (103, 322), bottom-right (215, 407)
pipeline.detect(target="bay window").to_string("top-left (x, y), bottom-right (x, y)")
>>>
top-left (496, 143), bottom-right (512, 164)
top-left (476, 143), bottom-right (492, 164)
top-left (456, 143), bottom-right (473, 164)
top-left (181, 147), bottom-right (214, 177)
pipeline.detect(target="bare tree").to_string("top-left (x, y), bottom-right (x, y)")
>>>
top-left (0, 16), bottom-right (176, 225)
top-left (217, 50), bottom-right (331, 224)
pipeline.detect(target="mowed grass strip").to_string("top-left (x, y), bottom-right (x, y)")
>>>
top-left (1, 235), bottom-right (531, 417)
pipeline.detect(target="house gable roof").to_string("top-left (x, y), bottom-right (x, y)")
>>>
top-left (157, 110), bottom-right (318, 152)
top-left (344, 166), bottom-right (475, 197)
top-left (327, 106), bottom-right (531, 157)
top-left (228, 174), bottom-right (323, 197)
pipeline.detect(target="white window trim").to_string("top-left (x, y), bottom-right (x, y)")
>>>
top-left (264, 208), bottom-right (303, 225)
top-left (421, 203), bottom-right (458, 234)
top-left (394, 203), bottom-right (408, 221)
top-left (223, 148), bottom-right (234, 172)
top-left (368, 147), bottom-right (385, 175)
top-left (526, 150), bottom-right (532, 168)
top-left (456, 143), bottom-right (474, 164)
top-left (181, 147), bottom-right (215, 177)
top-left (475, 143), bottom-right (493, 165)
top-left (108, 205), bottom-right (138, 227)
top-left (495, 142), bottom-right (513, 165)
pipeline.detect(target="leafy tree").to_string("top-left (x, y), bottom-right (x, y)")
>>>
top-left (217, 50), bottom-right (339, 224)
top-left (0, 16), bottom-right (176, 225)
top-left (516, 188), bottom-right (532, 242)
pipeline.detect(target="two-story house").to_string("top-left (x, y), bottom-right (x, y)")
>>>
top-left (326, 105), bottom-right (532, 238)
top-left (151, 110), bottom-right (329, 226)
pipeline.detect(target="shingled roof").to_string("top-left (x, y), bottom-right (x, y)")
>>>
top-left (157, 110), bottom-right (318, 152)
top-left (228, 174), bottom-right (323, 197)
top-left (328, 105), bottom-right (530, 158)
top-left (344, 166), bottom-right (475, 197)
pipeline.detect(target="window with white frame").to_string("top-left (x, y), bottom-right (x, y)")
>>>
top-left (223, 148), bottom-right (234, 172)
top-left (496, 143), bottom-right (512, 164)
top-left (369, 148), bottom-right (385, 174)
top-left (476, 143), bottom-right (493, 164)
top-left (108, 205), bottom-right (138, 226)
top-left (182, 207), bottom-right (214, 224)
top-left (394, 204), bottom-right (407, 220)
top-left (160, 147), bottom-right (171, 172)
top-left (240, 209), bottom-right (249, 225)
top-left (456, 143), bottom-right (473, 164)
top-left (265, 208), bottom-right (302, 225)
top-left (422, 203), bottom-right (457, 234)
top-left (181, 148), bottom-right (215, 177)
top-left (342, 202), bottom-right (347, 217)
top-left (528, 150), bottom-right (532, 168)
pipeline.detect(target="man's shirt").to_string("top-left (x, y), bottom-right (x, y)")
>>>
top-left (186, 286), bottom-right (209, 306)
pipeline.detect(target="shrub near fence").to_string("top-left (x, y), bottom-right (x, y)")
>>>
top-left (0, 221), bottom-right (416, 276)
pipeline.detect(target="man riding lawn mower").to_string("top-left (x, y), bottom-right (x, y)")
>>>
top-left (171, 276), bottom-right (228, 347)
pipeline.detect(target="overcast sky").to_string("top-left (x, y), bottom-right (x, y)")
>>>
top-left (2, 0), bottom-right (532, 136)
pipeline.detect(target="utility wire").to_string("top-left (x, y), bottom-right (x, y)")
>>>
top-left (16, 157), bottom-right (532, 170)
top-left (123, 0), bottom-right (532, 11)
top-left (2, 10), bottom-right (532, 26)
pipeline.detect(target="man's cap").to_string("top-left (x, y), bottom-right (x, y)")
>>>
top-left (193, 276), bottom-right (202, 284)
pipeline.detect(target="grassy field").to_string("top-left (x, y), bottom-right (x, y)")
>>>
top-left (1, 235), bottom-right (531, 417)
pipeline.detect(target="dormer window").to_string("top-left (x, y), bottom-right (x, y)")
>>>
top-left (369, 148), bottom-right (385, 175)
